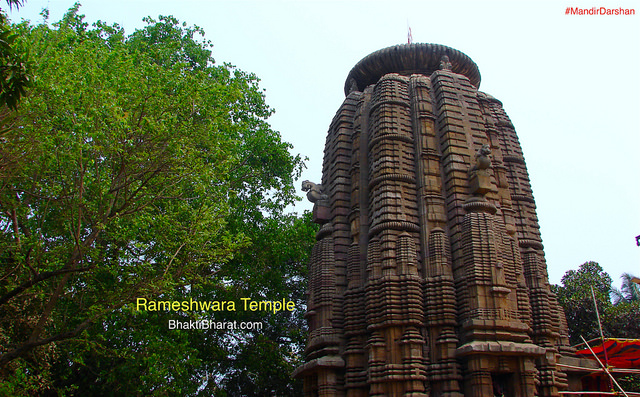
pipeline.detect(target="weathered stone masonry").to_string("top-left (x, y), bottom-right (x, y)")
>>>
top-left (294, 43), bottom-right (572, 397)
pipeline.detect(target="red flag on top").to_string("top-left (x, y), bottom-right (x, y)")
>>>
top-left (408, 26), bottom-right (413, 44)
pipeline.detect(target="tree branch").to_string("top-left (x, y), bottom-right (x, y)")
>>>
top-left (0, 265), bottom-right (95, 307)
top-left (0, 317), bottom-right (93, 368)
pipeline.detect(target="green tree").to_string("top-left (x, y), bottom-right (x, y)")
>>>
top-left (0, 5), bottom-right (306, 394)
top-left (604, 273), bottom-right (640, 341)
top-left (554, 263), bottom-right (640, 345)
top-left (210, 212), bottom-right (316, 396)
top-left (553, 261), bottom-right (613, 346)
top-left (1, 0), bottom-right (30, 110)
top-left (45, 212), bottom-right (316, 396)
top-left (611, 273), bottom-right (640, 304)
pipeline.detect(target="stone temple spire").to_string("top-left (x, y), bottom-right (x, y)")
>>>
top-left (294, 43), bottom-right (573, 397)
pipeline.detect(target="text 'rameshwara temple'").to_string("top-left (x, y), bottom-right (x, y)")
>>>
top-left (294, 44), bottom-right (576, 396)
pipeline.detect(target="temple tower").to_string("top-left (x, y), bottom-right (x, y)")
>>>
top-left (294, 43), bottom-right (572, 397)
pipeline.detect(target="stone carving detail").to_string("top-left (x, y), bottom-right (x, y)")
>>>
top-left (294, 43), bottom-right (572, 397)
top-left (440, 54), bottom-right (453, 71)
top-left (469, 144), bottom-right (495, 197)
top-left (301, 180), bottom-right (328, 203)
top-left (302, 179), bottom-right (331, 224)
top-left (473, 144), bottom-right (492, 170)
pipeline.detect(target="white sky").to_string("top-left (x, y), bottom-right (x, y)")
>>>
top-left (8, 0), bottom-right (640, 286)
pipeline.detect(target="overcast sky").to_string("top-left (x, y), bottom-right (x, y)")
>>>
top-left (9, 0), bottom-right (640, 286)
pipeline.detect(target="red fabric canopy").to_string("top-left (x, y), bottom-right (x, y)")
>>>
top-left (575, 339), bottom-right (640, 369)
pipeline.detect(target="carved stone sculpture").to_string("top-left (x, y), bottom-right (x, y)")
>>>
top-left (294, 43), bottom-right (573, 397)
top-left (469, 144), bottom-right (494, 196)
top-left (302, 180), bottom-right (328, 203)
top-left (473, 144), bottom-right (492, 170)
top-left (440, 54), bottom-right (453, 71)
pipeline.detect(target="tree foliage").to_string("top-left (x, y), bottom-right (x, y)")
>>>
top-left (0, 5), bottom-right (310, 395)
top-left (209, 212), bottom-right (316, 396)
top-left (0, 0), bottom-right (30, 110)
top-left (44, 212), bottom-right (316, 396)
top-left (553, 261), bottom-right (613, 345)
top-left (611, 272), bottom-right (640, 304)
top-left (554, 262), bottom-right (640, 344)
